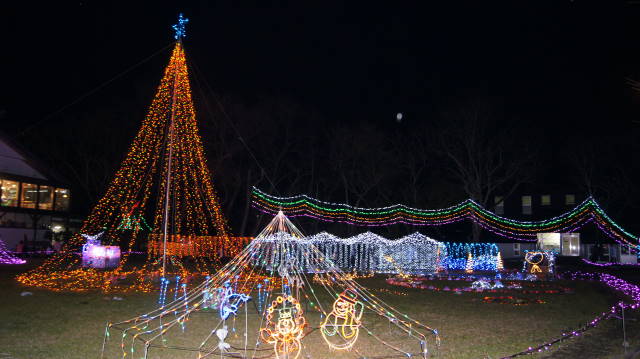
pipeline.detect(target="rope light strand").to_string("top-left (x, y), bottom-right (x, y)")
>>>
top-left (252, 187), bottom-right (638, 246)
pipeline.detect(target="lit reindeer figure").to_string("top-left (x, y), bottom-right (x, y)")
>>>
top-left (260, 295), bottom-right (306, 359)
top-left (321, 289), bottom-right (364, 350)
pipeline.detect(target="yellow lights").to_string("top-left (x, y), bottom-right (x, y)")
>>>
top-left (525, 251), bottom-right (545, 274)
top-left (383, 255), bottom-right (410, 279)
top-left (320, 289), bottom-right (364, 350)
top-left (496, 251), bottom-right (504, 271)
top-left (17, 42), bottom-right (238, 292)
top-left (260, 295), bottom-right (306, 359)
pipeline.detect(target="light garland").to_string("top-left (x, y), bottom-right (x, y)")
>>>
top-left (502, 271), bottom-right (640, 358)
top-left (252, 187), bottom-right (638, 246)
top-left (581, 258), bottom-right (640, 267)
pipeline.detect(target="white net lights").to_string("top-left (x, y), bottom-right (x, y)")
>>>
top-left (252, 231), bottom-right (444, 274)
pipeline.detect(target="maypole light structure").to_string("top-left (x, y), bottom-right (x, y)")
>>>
top-left (17, 14), bottom-right (247, 292)
top-left (101, 211), bottom-right (440, 359)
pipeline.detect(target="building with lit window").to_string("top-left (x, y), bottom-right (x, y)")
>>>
top-left (0, 133), bottom-right (78, 251)
top-left (492, 190), bottom-right (634, 264)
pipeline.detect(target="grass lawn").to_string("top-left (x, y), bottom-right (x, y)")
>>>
top-left (1, 262), bottom-right (639, 359)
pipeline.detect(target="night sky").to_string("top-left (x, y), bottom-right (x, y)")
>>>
top-left (3, 2), bottom-right (640, 133)
top-left (1, 1), bottom-right (639, 228)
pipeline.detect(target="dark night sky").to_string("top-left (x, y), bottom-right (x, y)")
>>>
top-left (2, 1), bottom-right (640, 134)
top-left (1, 1), bottom-right (639, 235)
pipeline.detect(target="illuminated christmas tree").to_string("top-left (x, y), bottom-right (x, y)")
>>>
top-left (496, 251), bottom-right (504, 271)
top-left (18, 14), bottom-right (241, 292)
top-left (465, 252), bottom-right (474, 273)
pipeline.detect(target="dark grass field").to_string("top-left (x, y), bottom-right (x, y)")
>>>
top-left (1, 262), bottom-right (640, 359)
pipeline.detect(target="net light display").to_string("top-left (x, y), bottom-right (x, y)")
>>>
top-left (252, 187), bottom-right (638, 247)
top-left (251, 232), bottom-right (501, 274)
top-left (17, 19), bottom-right (238, 292)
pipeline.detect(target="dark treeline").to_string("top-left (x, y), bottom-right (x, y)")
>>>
top-left (7, 92), bottom-right (639, 240)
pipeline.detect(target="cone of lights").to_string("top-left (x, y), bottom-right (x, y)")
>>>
top-left (17, 37), bottom-right (239, 292)
top-left (252, 187), bottom-right (638, 247)
top-left (100, 212), bottom-right (440, 359)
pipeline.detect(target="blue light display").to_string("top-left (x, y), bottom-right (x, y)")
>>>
top-left (219, 281), bottom-right (251, 320)
top-left (441, 242), bottom-right (499, 271)
top-left (172, 13), bottom-right (189, 40)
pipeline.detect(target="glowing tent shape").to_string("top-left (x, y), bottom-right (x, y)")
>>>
top-left (101, 211), bottom-right (440, 359)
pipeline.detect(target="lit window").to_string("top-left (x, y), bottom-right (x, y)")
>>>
top-left (38, 185), bottom-right (54, 210)
top-left (0, 179), bottom-right (19, 207)
top-left (521, 195), bottom-right (532, 215)
top-left (513, 243), bottom-right (521, 256)
top-left (494, 196), bottom-right (504, 215)
top-left (565, 194), bottom-right (575, 206)
top-left (54, 188), bottom-right (70, 211)
top-left (541, 195), bottom-right (551, 206)
top-left (20, 183), bottom-right (38, 209)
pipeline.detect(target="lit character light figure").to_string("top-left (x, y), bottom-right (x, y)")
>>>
top-left (321, 289), bottom-right (364, 350)
top-left (525, 251), bottom-right (545, 274)
top-left (218, 281), bottom-right (251, 320)
top-left (260, 295), bottom-right (306, 359)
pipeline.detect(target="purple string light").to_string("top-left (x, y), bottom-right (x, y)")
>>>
top-left (0, 240), bottom-right (26, 264)
top-left (502, 272), bottom-right (640, 358)
top-left (581, 258), bottom-right (640, 267)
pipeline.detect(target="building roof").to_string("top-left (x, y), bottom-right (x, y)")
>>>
top-left (0, 131), bottom-right (69, 185)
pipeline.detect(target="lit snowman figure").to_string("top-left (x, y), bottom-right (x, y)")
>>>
top-left (321, 289), bottom-right (364, 350)
top-left (260, 295), bottom-right (306, 359)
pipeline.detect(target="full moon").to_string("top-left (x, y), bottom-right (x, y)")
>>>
top-left (396, 112), bottom-right (403, 122)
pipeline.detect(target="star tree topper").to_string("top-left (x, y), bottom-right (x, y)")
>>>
top-left (172, 13), bottom-right (189, 40)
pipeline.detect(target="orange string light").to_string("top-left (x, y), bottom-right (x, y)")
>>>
top-left (17, 43), bottom-right (243, 293)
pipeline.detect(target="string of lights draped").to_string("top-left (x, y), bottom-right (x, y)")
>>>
top-left (17, 15), bottom-right (241, 292)
top-left (502, 271), bottom-right (640, 358)
top-left (0, 239), bottom-right (26, 265)
top-left (252, 187), bottom-right (638, 246)
top-left (101, 211), bottom-right (441, 359)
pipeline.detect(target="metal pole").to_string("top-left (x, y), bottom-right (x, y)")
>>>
top-left (622, 306), bottom-right (629, 353)
top-left (100, 322), bottom-right (110, 359)
top-left (162, 40), bottom-right (181, 278)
